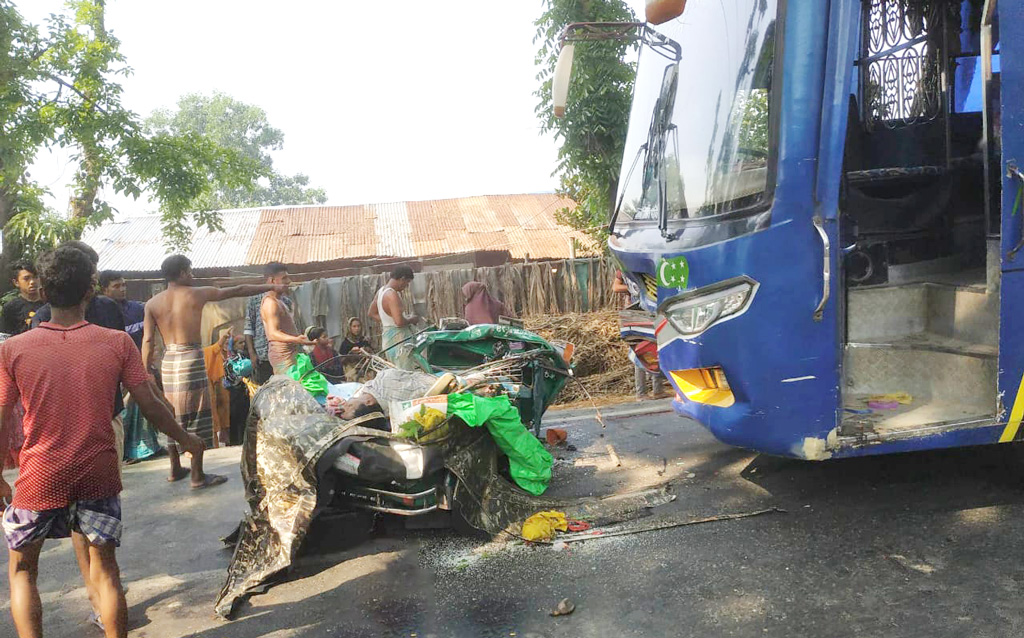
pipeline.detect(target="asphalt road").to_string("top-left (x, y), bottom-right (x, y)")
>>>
top-left (4, 401), bottom-right (1024, 637)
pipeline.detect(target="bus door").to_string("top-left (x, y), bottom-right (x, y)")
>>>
top-left (997, 2), bottom-right (1024, 442)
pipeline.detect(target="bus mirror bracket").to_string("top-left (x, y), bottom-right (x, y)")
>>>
top-left (553, 22), bottom-right (682, 118)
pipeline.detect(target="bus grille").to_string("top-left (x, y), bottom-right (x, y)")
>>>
top-left (640, 273), bottom-right (658, 300)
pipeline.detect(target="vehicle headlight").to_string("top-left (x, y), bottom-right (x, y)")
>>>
top-left (658, 277), bottom-right (758, 338)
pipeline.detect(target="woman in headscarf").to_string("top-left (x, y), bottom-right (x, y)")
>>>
top-left (338, 317), bottom-right (373, 381)
top-left (462, 281), bottom-right (510, 325)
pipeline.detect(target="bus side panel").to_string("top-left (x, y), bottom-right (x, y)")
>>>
top-left (651, 219), bottom-right (840, 460)
top-left (650, 3), bottom-right (840, 459)
top-left (828, 424), bottom-right (1005, 459)
top-left (997, 0), bottom-right (1024, 443)
top-left (998, 271), bottom-right (1024, 442)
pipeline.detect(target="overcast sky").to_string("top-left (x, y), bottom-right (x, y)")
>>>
top-left (21, 0), bottom-right (645, 217)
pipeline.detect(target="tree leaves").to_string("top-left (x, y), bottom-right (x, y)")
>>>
top-left (534, 0), bottom-right (637, 247)
top-left (0, 0), bottom-right (267, 259)
top-left (144, 92), bottom-right (328, 209)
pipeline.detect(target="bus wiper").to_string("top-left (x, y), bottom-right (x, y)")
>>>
top-left (609, 142), bottom-right (647, 236)
top-left (658, 124), bottom-right (680, 239)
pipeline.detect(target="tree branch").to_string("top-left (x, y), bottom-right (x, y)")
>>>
top-left (43, 73), bottom-right (110, 117)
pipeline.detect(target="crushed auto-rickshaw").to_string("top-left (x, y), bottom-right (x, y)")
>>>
top-left (216, 323), bottom-right (585, 617)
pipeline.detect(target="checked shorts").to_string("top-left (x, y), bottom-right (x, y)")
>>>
top-left (2, 495), bottom-right (122, 550)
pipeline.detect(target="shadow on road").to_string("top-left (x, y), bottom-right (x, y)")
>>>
top-left (742, 443), bottom-right (1024, 513)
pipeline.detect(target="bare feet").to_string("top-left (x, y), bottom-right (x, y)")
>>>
top-left (167, 467), bottom-right (190, 482)
top-left (191, 474), bottom-right (228, 490)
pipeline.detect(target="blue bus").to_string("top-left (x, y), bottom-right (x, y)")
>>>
top-left (557, 0), bottom-right (1022, 459)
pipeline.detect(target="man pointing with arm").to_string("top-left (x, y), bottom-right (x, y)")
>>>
top-left (142, 255), bottom-right (286, 489)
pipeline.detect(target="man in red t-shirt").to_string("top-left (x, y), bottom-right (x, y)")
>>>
top-left (0, 247), bottom-right (204, 638)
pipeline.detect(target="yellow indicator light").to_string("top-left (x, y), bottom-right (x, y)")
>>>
top-left (668, 366), bottom-right (735, 408)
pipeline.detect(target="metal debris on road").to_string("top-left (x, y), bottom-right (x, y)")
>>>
top-left (558, 507), bottom-right (786, 544)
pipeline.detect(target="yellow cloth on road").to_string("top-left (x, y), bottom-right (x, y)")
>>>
top-left (522, 510), bottom-right (568, 542)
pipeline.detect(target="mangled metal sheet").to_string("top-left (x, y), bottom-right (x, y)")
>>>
top-left (215, 378), bottom-right (676, 619)
top-left (214, 378), bottom-right (391, 618)
top-left (446, 433), bottom-right (675, 536)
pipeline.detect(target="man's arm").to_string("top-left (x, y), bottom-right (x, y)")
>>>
top-left (244, 334), bottom-right (258, 362)
top-left (141, 302), bottom-right (159, 372)
top-left (130, 381), bottom-right (203, 456)
top-left (612, 271), bottom-right (630, 295)
top-left (261, 297), bottom-right (312, 345)
top-left (243, 298), bottom-right (260, 361)
top-left (125, 301), bottom-right (145, 339)
top-left (0, 348), bottom-right (17, 502)
top-left (200, 283), bottom-right (283, 303)
top-left (125, 320), bottom-right (145, 339)
top-left (0, 404), bottom-right (12, 502)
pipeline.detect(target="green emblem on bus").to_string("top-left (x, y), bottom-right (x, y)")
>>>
top-left (657, 255), bottom-right (689, 289)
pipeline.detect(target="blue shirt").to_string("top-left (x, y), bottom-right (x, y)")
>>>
top-left (119, 300), bottom-right (145, 350)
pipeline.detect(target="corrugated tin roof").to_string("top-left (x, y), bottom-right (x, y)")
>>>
top-left (84, 194), bottom-right (591, 272)
top-left (82, 208), bottom-right (263, 272)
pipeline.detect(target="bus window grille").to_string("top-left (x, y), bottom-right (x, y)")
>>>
top-left (858, 0), bottom-right (951, 130)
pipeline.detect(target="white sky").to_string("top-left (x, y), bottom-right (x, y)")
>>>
top-left (21, 0), bottom-right (646, 217)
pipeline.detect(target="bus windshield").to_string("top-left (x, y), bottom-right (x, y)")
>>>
top-left (615, 0), bottom-right (778, 227)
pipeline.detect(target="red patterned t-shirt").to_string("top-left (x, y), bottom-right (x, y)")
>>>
top-left (0, 321), bottom-right (149, 510)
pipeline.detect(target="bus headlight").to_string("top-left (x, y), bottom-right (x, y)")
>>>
top-left (657, 277), bottom-right (758, 338)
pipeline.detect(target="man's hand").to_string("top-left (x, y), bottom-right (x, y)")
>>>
top-left (216, 329), bottom-right (233, 351)
top-left (0, 477), bottom-right (12, 505)
top-left (273, 284), bottom-right (290, 296)
top-left (179, 433), bottom-right (205, 457)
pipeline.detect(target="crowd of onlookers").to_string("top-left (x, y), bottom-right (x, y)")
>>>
top-left (0, 241), bottom-right (515, 638)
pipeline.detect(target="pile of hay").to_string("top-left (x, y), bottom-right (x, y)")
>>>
top-left (527, 310), bottom-right (634, 404)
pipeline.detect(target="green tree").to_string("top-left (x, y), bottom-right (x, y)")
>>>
top-left (0, 0), bottom-right (262, 263)
top-left (145, 92), bottom-right (327, 209)
top-left (534, 0), bottom-right (637, 244)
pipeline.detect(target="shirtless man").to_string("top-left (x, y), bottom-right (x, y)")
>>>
top-left (142, 255), bottom-right (285, 488)
top-left (368, 265), bottom-right (421, 368)
top-left (259, 262), bottom-right (313, 375)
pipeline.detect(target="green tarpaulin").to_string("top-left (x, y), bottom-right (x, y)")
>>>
top-left (287, 353), bottom-right (329, 397)
top-left (410, 324), bottom-right (571, 431)
top-left (446, 393), bottom-right (553, 496)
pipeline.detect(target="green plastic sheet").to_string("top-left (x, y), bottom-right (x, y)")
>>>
top-left (447, 393), bottom-right (552, 495)
top-left (286, 353), bottom-right (329, 397)
top-left (409, 324), bottom-right (571, 427)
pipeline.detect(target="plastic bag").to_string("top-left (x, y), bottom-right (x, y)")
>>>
top-left (447, 393), bottom-right (553, 495)
top-left (286, 353), bottom-right (329, 397)
top-left (521, 510), bottom-right (567, 541)
top-left (390, 396), bottom-right (449, 435)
